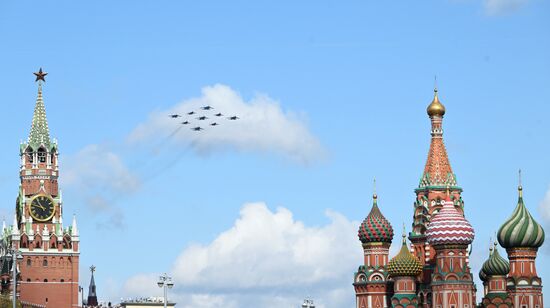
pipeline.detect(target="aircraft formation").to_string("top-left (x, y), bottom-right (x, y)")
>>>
top-left (169, 105), bottom-right (239, 132)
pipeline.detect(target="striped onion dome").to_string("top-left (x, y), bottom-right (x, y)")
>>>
top-left (426, 200), bottom-right (475, 246)
top-left (358, 194), bottom-right (394, 244)
top-left (388, 234), bottom-right (422, 277)
top-left (482, 243), bottom-right (510, 276)
top-left (479, 267), bottom-right (488, 282)
top-left (498, 186), bottom-right (545, 249)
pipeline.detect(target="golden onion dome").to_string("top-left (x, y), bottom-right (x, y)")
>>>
top-left (427, 88), bottom-right (445, 117)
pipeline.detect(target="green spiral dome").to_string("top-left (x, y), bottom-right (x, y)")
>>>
top-left (479, 267), bottom-right (488, 282)
top-left (388, 235), bottom-right (422, 277)
top-left (482, 244), bottom-right (510, 277)
top-left (498, 186), bottom-right (545, 249)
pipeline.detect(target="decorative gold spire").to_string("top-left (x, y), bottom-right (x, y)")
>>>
top-left (419, 85), bottom-right (456, 188)
top-left (427, 88), bottom-right (446, 117)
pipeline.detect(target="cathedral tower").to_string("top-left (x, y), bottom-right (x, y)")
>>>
top-left (9, 69), bottom-right (80, 307)
top-left (426, 198), bottom-right (476, 307)
top-left (479, 241), bottom-right (513, 307)
top-left (387, 229), bottom-right (423, 307)
top-left (498, 182), bottom-right (545, 308)
top-left (354, 190), bottom-right (394, 308)
top-left (409, 88), bottom-right (465, 306)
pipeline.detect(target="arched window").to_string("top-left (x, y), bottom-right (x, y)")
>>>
top-left (27, 258), bottom-right (31, 266)
top-left (61, 279), bottom-right (64, 282)
top-left (43, 259), bottom-right (48, 267)
top-left (44, 279), bottom-right (48, 283)
top-left (27, 278), bottom-right (31, 282)
top-left (37, 148), bottom-right (46, 163)
top-left (26, 148), bottom-right (34, 163)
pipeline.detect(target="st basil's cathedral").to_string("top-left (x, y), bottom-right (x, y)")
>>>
top-left (353, 89), bottom-right (545, 308)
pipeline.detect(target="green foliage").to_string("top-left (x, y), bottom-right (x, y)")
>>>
top-left (0, 295), bottom-right (22, 308)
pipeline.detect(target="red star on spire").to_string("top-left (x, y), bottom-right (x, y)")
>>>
top-left (33, 68), bottom-right (47, 82)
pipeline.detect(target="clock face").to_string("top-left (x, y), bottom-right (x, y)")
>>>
top-left (30, 195), bottom-right (55, 222)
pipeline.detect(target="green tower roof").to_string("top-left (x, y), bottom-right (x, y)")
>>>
top-left (497, 185), bottom-right (545, 249)
top-left (481, 242), bottom-right (510, 277)
top-left (26, 83), bottom-right (53, 151)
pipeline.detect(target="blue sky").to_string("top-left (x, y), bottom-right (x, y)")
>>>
top-left (0, 1), bottom-right (549, 307)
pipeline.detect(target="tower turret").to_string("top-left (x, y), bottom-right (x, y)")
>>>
top-left (479, 241), bottom-right (513, 307)
top-left (426, 199), bottom-right (476, 307)
top-left (388, 229), bottom-right (422, 307)
top-left (87, 265), bottom-right (98, 306)
top-left (354, 185), bottom-right (394, 308)
top-left (497, 179), bottom-right (545, 307)
top-left (410, 88), bottom-right (465, 305)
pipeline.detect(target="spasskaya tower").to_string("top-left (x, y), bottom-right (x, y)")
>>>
top-left (8, 69), bottom-right (80, 308)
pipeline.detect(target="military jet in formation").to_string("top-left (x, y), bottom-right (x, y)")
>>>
top-left (169, 105), bottom-right (239, 132)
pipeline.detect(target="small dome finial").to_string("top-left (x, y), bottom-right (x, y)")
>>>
top-left (373, 177), bottom-right (377, 199)
top-left (427, 83), bottom-right (446, 117)
top-left (518, 169), bottom-right (524, 199)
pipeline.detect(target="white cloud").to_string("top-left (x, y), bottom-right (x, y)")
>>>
top-left (484, 0), bottom-right (529, 15)
top-left (128, 84), bottom-right (325, 164)
top-left (123, 203), bottom-right (361, 308)
top-left (61, 144), bottom-right (140, 228)
top-left (539, 185), bottom-right (550, 224)
top-left (62, 144), bottom-right (140, 194)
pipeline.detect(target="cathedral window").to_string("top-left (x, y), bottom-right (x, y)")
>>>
top-left (61, 279), bottom-right (64, 282)
top-left (43, 259), bottom-right (48, 267)
top-left (26, 279), bottom-right (31, 282)
top-left (27, 258), bottom-right (31, 266)
top-left (44, 279), bottom-right (48, 282)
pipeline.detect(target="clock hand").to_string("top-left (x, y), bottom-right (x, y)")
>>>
top-left (36, 200), bottom-right (46, 211)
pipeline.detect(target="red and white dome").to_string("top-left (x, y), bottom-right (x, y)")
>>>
top-left (426, 200), bottom-right (475, 246)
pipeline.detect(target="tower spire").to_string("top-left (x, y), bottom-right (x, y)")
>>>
top-left (420, 86), bottom-right (457, 188)
top-left (87, 265), bottom-right (98, 306)
top-left (28, 69), bottom-right (51, 149)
